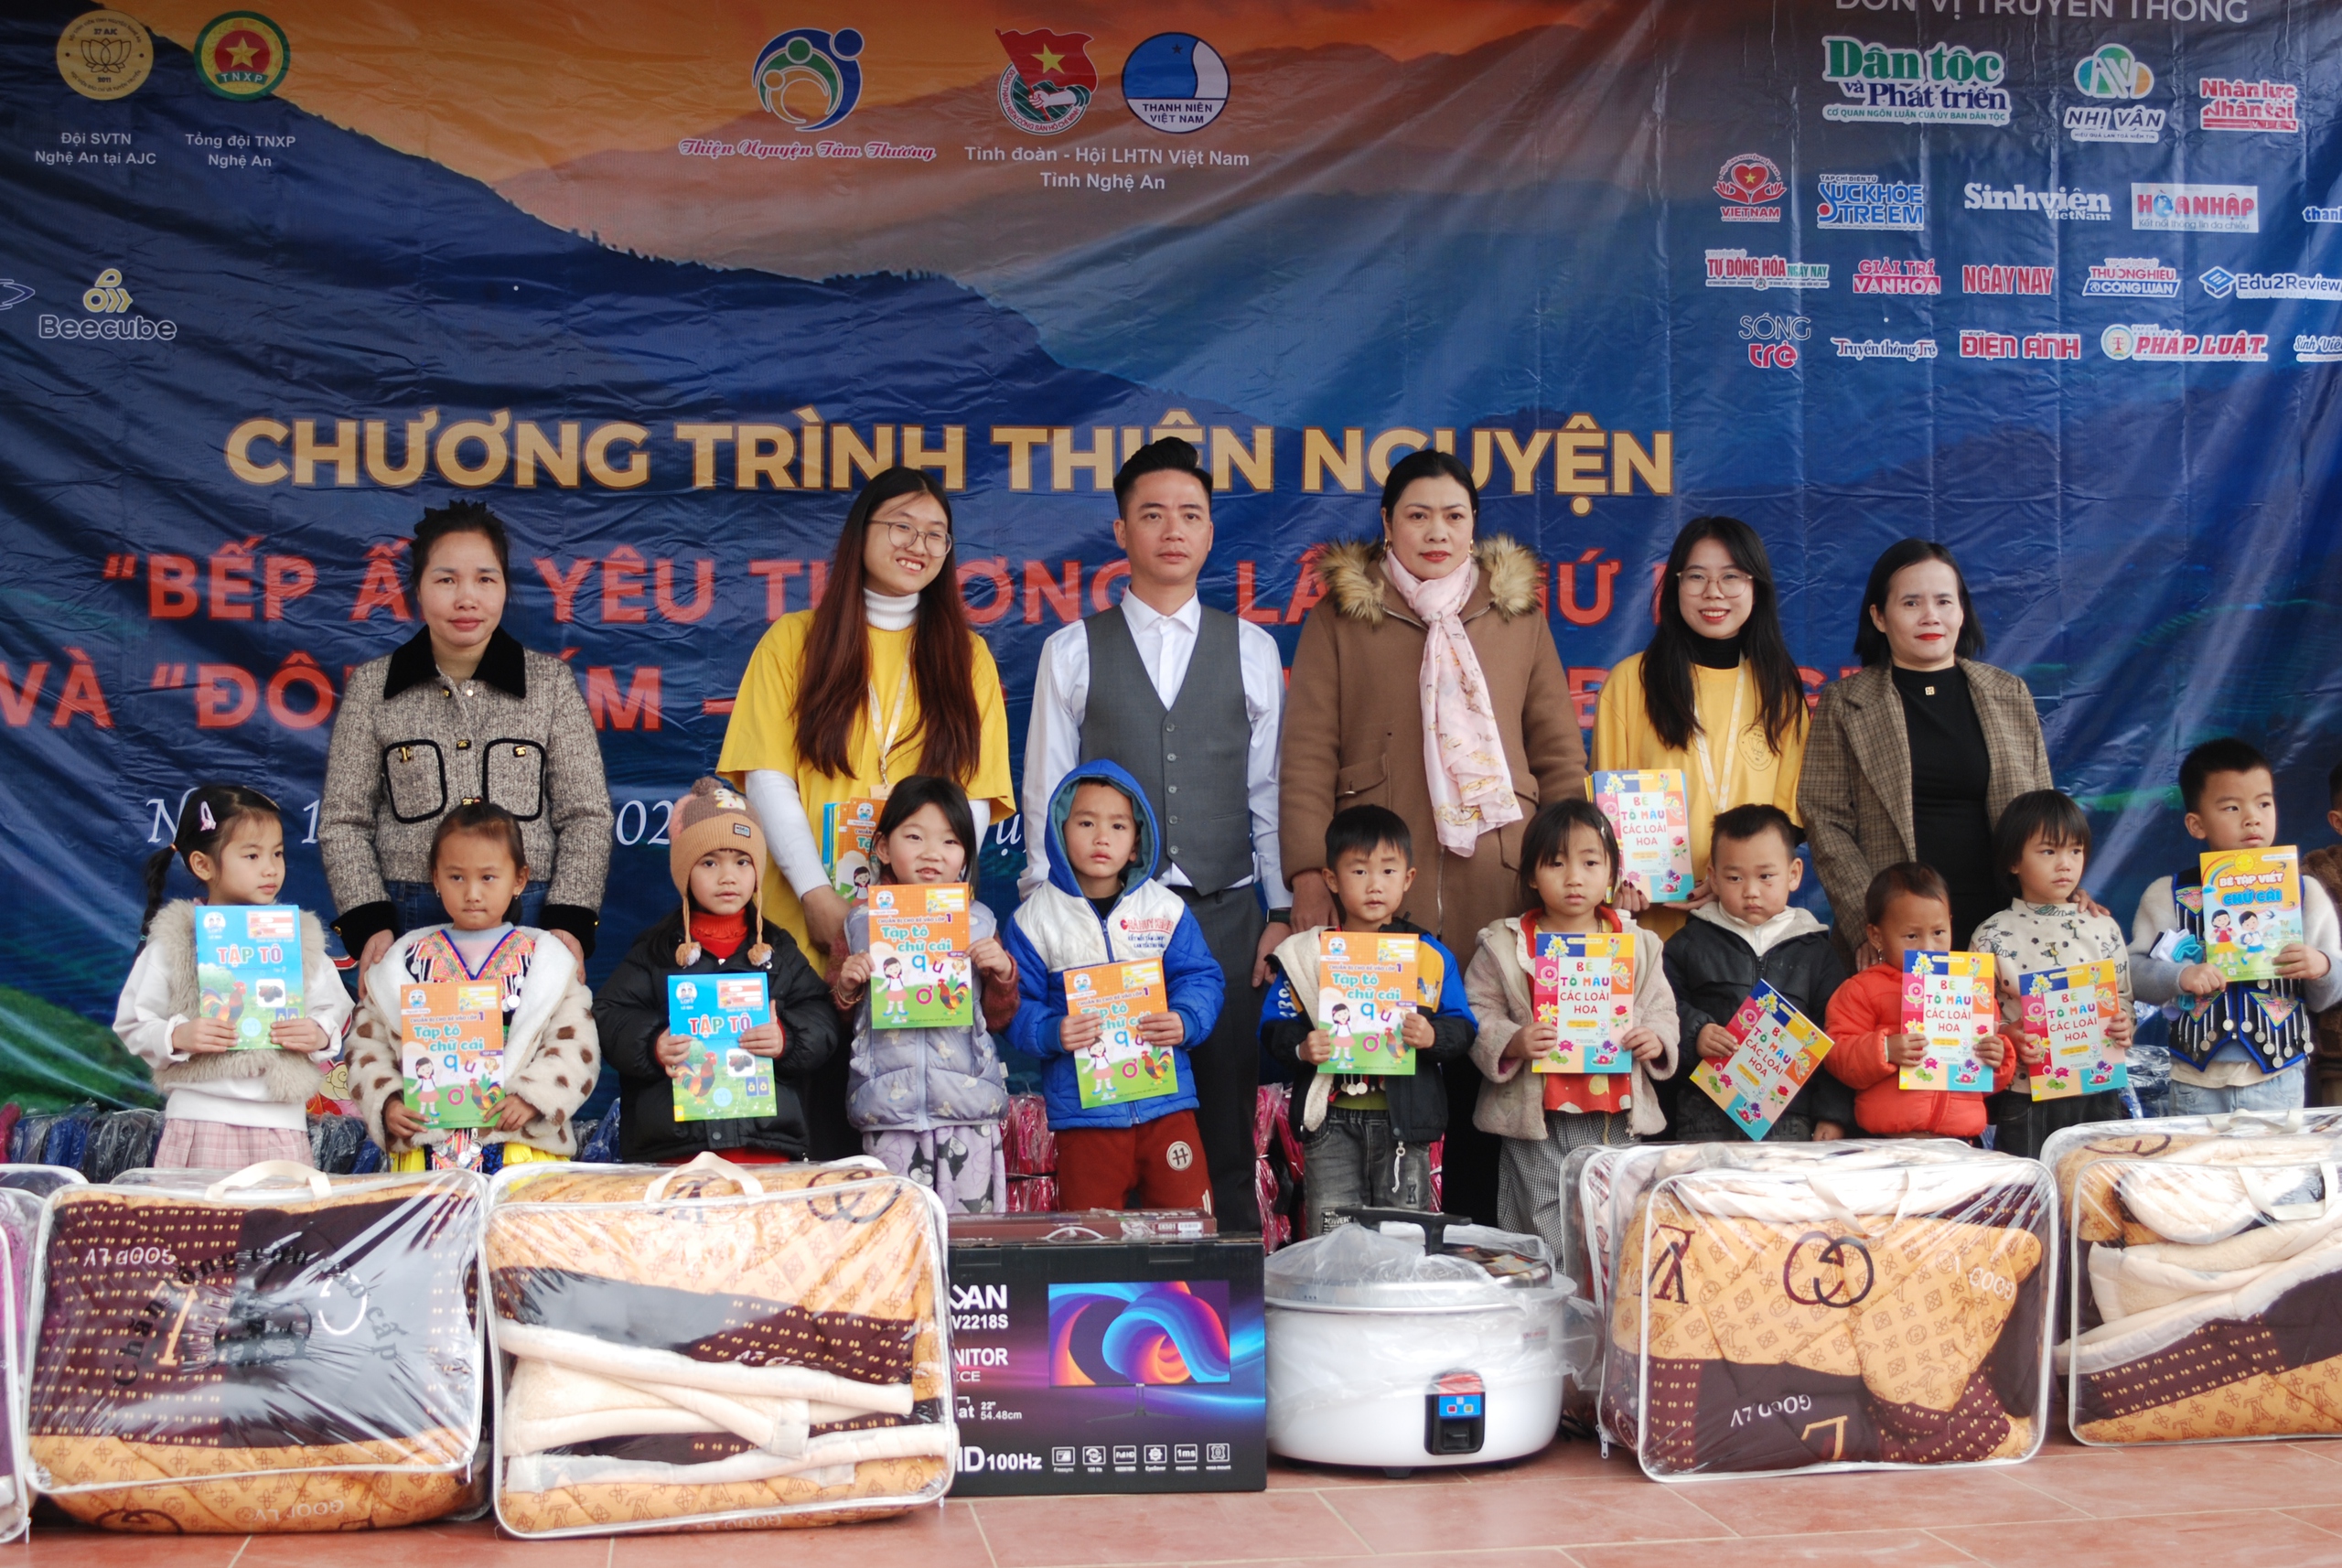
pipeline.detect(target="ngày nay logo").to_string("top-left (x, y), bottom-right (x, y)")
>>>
top-left (2100, 323), bottom-right (2269, 362)
top-left (755, 28), bottom-right (864, 133)
top-left (2200, 268), bottom-right (2342, 302)
top-left (1963, 183), bottom-right (2111, 221)
top-left (2082, 257), bottom-right (2177, 296)
top-left (57, 8), bottom-right (152, 101)
top-left (1853, 258), bottom-right (1939, 295)
top-left (997, 29), bottom-right (1096, 135)
top-left (1123, 33), bottom-right (1228, 134)
top-left (1715, 154), bottom-right (1785, 222)
top-left (1816, 175), bottom-right (1924, 231)
top-left (2133, 182), bottom-right (2257, 233)
top-left (1961, 330), bottom-right (2080, 360)
top-left (1962, 263), bottom-right (2054, 295)
top-left (195, 12), bottom-right (290, 102)
top-left (37, 267), bottom-right (177, 342)
top-left (1821, 38), bottom-right (2009, 127)
top-left (1740, 312), bottom-right (1809, 369)
top-left (1704, 250), bottom-right (1826, 291)
top-left (2199, 78), bottom-right (2297, 134)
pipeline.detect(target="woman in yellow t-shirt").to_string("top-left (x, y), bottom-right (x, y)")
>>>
top-left (1591, 516), bottom-right (1810, 940)
top-left (718, 467), bottom-right (1014, 962)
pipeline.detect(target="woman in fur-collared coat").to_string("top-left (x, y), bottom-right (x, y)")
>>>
top-left (1279, 450), bottom-right (1586, 1223)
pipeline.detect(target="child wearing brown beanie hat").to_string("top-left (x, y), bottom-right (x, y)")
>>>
top-left (591, 779), bottom-right (843, 1164)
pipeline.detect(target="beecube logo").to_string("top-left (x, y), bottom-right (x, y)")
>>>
top-left (2075, 44), bottom-right (2153, 100)
top-left (1821, 37), bottom-right (2010, 127)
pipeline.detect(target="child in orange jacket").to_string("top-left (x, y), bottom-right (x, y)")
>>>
top-left (1824, 863), bottom-right (2014, 1139)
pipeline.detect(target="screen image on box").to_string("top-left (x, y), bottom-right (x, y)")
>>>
top-left (1047, 1281), bottom-right (1231, 1387)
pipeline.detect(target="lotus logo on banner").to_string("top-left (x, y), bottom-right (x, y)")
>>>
top-left (754, 27), bottom-right (865, 133)
top-left (996, 28), bottom-right (1097, 135)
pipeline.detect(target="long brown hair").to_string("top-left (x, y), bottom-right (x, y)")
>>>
top-left (794, 467), bottom-right (982, 784)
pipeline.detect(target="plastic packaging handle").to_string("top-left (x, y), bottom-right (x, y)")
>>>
top-left (1807, 1171), bottom-right (1906, 1238)
top-left (1344, 1205), bottom-right (1456, 1252)
top-left (206, 1160), bottom-right (331, 1201)
top-left (643, 1149), bottom-right (765, 1202)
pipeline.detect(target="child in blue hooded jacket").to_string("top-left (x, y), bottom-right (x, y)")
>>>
top-left (1003, 760), bottom-right (1226, 1212)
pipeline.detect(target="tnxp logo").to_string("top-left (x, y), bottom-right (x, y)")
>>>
top-left (2075, 44), bottom-right (2153, 100)
top-left (755, 27), bottom-right (864, 132)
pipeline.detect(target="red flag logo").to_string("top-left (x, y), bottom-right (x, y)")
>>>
top-left (996, 28), bottom-right (1097, 93)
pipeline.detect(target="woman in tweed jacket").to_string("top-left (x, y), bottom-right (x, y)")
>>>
top-left (1798, 539), bottom-right (2054, 960)
top-left (321, 502), bottom-right (613, 971)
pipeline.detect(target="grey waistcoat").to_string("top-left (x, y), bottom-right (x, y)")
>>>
top-left (1079, 603), bottom-right (1252, 895)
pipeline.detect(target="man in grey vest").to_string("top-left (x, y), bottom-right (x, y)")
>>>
top-left (1021, 437), bottom-right (1291, 1231)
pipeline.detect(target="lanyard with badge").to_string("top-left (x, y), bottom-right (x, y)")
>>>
top-left (1688, 663), bottom-right (1748, 811)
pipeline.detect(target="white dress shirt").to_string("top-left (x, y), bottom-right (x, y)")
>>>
top-left (1020, 590), bottom-right (1289, 905)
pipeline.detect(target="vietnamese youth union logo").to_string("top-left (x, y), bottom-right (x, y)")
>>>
top-left (1715, 153), bottom-right (1786, 222)
top-left (195, 12), bottom-right (290, 101)
top-left (2075, 43), bottom-right (2153, 99)
top-left (1123, 32), bottom-right (1228, 134)
top-left (997, 28), bottom-right (1097, 134)
top-left (755, 27), bottom-right (864, 133)
top-left (56, 7), bottom-right (153, 101)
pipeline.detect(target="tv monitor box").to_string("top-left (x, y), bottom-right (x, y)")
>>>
top-left (946, 1212), bottom-right (1265, 1495)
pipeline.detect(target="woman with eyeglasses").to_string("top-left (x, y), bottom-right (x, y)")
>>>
top-left (1591, 516), bottom-right (1811, 940)
top-left (717, 467), bottom-right (1014, 964)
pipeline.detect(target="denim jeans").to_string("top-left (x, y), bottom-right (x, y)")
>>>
top-left (2167, 1068), bottom-right (2306, 1117)
top-left (385, 878), bottom-right (548, 936)
top-left (1301, 1105), bottom-right (1432, 1238)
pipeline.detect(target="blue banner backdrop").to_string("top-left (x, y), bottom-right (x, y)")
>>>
top-left (3, 1), bottom-right (2339, 1043)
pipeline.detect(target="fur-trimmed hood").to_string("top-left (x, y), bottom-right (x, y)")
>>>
top-left (1312, 535), bottom-right (1542, 628)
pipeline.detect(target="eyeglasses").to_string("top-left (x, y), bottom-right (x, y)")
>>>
top-left (879, 519), bottom-right (953, 556)
top-left (1680, 568), bottom-right (1753, 596)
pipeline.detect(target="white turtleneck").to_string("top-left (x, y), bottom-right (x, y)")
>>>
top-left (745, 585), bottom-right (989, 913)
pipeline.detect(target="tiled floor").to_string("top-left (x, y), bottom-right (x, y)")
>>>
top-left (22, 1430), bottom-right (2342, 1567)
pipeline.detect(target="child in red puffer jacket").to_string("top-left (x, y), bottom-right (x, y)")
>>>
top-left (1824, 863), bottom-right (2013, 1140)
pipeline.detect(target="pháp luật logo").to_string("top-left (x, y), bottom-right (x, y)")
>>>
top-left (1963, 182), bottom-right (2111, 221)
top-left (2081, 257), bottom-right (2178, 296)
top-left (1821, 37), bottom-right (2009, 127)
top-left (2132, 182), bottom-right (2257, 233)
top-left (1123, 33), bottom-right (1228, 134)
top-left (755, 27), bottom-right (864, 133)
top-left (1816, 175), bottom-right (1925, 231)
top-left (1704, 250), bottom-right (1826, 290)
top-left (1716, 154), bottom-right (1786, 222)
top-left (997, 28), bottom-right (1097, 135)
top-left (2199, 78), bottom-right (2298, 134)
top-left (2100, 323), bottom-right (2269, 361)
top-left (195, 11), bottom-right (290, 102)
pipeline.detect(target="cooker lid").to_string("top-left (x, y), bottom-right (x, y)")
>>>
top-left (1264, 1213), bottom-right (1562, 1309)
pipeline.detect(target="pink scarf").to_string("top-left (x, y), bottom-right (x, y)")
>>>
top-left (1380, 549), bottom-right (1522, 856)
